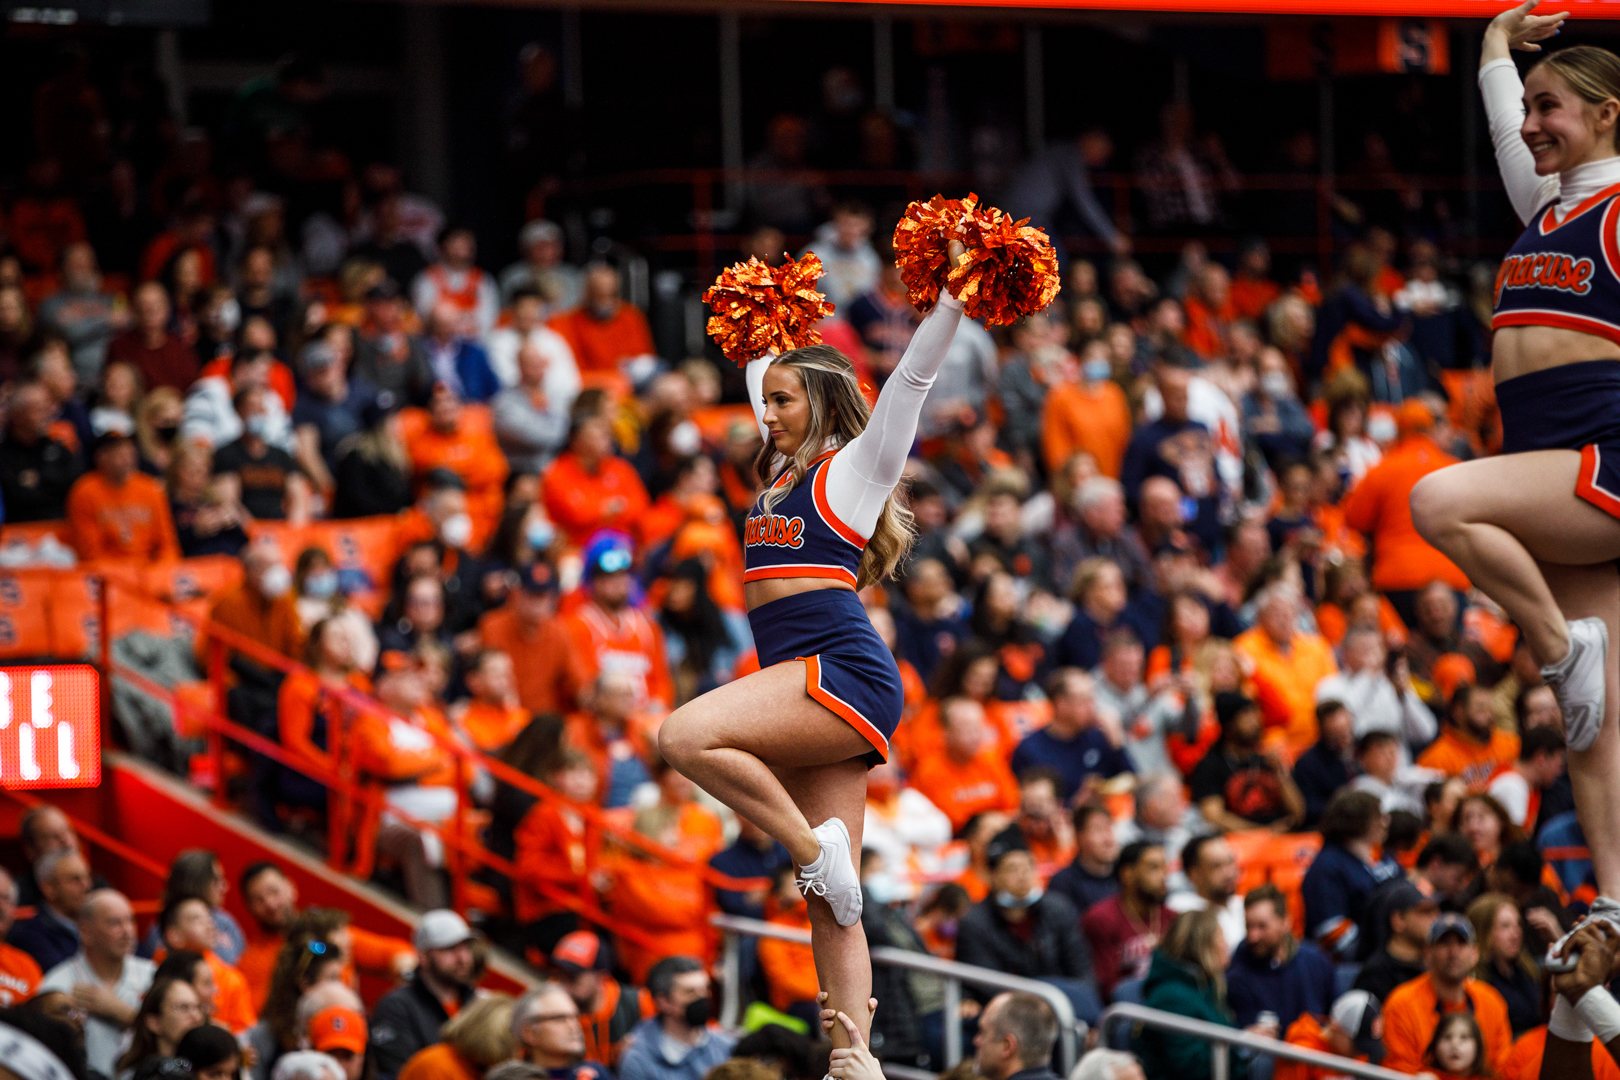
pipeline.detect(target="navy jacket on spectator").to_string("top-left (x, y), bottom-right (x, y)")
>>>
top-left (1050, 604), bottom-right (1158, 673)
top-left (1300, 842), bottom-right (1402, 963)
top-left (1048, 858), bottom-right (1120, 917)
top-left (955, 892), bottom-right (1092, 1001)
top-left (1225, 939), bottom-right (1335, 1032)
top-left (6, 910), bottom-right (79, 973)
top-left (710, 836), bottom-right (791, 918)
top-left (890, 598), bottom-right (970, 683)
top-left (1120, 416), bottom-right (1223, 554)
top-left (1011, 726), bottom-right (1133, 802)
top-left (1290, 739), bottom-right (1354, 830)
top-left (429, 338), bottom-right (501, 403)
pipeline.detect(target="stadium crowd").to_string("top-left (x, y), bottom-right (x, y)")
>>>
top-left (0, 38), bottom-right (1597, 1080)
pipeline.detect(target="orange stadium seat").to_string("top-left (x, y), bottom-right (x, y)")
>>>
top-left (0, 572), bottom-right (58, 658)
top-left (305, 517), bottom-right (401, 597)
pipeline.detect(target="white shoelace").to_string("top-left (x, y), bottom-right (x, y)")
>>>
top-left (798, 873), bottom-right (829, 898)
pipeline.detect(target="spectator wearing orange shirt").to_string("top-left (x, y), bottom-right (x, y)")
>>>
top-left (65, 429), bottom-right (181, 562)
top-left (199, 539), bottom-right (305, 691)
top-left (911, 697), bottom-right (1021, 833)
top-left (565, 671), bottom-right (653, 808)
top-left (514, 751), bottom-right (600, 949)
top-left (0, 867), bottom-right (40, 1007)
top-left (1233, 583), bottom-right (1339, 754)
top-left (1273, 989), bottom-right (1386, 1080)
top-left (1380, 913), bottom-right (1513, 1076)
top-left (237, 862), bottom-right (415, 1013)
top-left (548, 263), bottom-right (656, 376)
top-left (404, 383), bottom-right (509, 545)
top-left (1229, 241), bottom-right (1282, 321)
top-left (757, 867), bottom-right (820, 1023)
top-left (1340, 401), bottom-right (1470, 618)
top-left (1418, 684), bottom-right (1521, 793)
top-left (1042, 341), bottom-right (1133, 479)
top-left (1181, 264), bottom-right (1234, 360)
top-left (158, 898), bottom-right (257, 1034)
top-left (451, 650), bottom-right (529, 753)
top-left (542, 413), bottom-right (651, 548)
top-left (562, 538), bottom-right (673, 711)
top-left (544, 931), bottom-right (651, 1069)
top-left (479, 564), bottom-right (576, 716)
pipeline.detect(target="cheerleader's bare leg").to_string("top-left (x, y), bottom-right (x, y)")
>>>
top-left (1412, 451), bottom-right (1620, 914)
top-left (659, 659), bottom-right (877, 1045)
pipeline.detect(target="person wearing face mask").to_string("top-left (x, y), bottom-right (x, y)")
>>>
top-left (212, 384), bottom-right (311, 523)
top-left (1241, 347), bottom-right (1316, 472)
top-left (1042, 339), bottom-right (1132, 480)
top-left (197, 538), bottom-right (304, 695)
top-left (402, 382), bottom-right (510, 549)
top-left (292, 548), bottom-right (379, 675)
top-left (615, 957), bottom-right (732, 1080)
top-left (182, 348), bottom-right (294, 452)
top-left (954, 826), bottom-right (1099, 1025)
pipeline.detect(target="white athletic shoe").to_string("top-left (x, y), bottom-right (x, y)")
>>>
top-left (1544, 617), bottom-right (1609, 753)
top-left (797, 817), bottom-right (863, 927)
top-left (1546, 895), bottom-right (1620, 973)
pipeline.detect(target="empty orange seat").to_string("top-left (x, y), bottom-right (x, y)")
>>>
top-left (245, 522), bottom-right (311, 558)
top-left (146, 557), bottom-right (246, 605)
top-left (0, 521), bottom-right (72, 548)
top-left (0, 572), bottom-right (57, 658)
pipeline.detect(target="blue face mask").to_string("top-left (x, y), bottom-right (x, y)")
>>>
top-left (864, 872), bottom-right (910, 907)
top-left (244, 414), bottom-right (272, 439)
top-left (303, 571), bottom-right (338, 599)
top-left (995, 886), bottom-right (1043, 910)
top-left (1083, 358), bottom-right (1112, 383)
top-left (526, 519), bottom-right (556, 551)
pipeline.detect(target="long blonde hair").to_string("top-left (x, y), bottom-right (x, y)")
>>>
top-left (1159, 908), bottom-right (1229, 1001)
top-left (753, 345), bottom-right (914, 588)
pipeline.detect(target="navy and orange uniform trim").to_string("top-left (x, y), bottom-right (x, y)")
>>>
top-left (744, 449), bottom-right (865, 589)
top-left (1493, 182), bottom-right (1620, 345)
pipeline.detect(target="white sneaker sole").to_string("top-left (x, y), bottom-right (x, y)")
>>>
top-left (1547, 617), bottom-right (1609, 753)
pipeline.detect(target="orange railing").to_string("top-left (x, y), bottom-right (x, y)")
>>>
top-left (553, 165), bottom-right (1515, 281)
top-left (86, 570), bottom-right (768, 960)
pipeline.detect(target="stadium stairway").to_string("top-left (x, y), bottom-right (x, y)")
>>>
top-left (0, 751), bottom-right (535, 1001)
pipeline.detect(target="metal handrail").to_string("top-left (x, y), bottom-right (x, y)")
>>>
top-left (1097, 1003), bottom-right (1414, 1080)
top-left (711, 913), bottom-right (1079, 1073)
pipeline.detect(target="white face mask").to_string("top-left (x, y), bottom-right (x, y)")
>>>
top-left (440, 512), bottom-right (474, 549)
top-left (259, 564), bottom-right (292, 599)
top-left (1367, 414), bottom-right (1398, 445)
top-left (1260, 371), bottom-right (1294, 400)
top-left (668, 420), bottom-right (702, 457)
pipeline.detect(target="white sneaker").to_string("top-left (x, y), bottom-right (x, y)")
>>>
top-left (797, 817), bottom-right (863, 927)
top-left (1546, 895), bottom-right (1620, 973)
top-left (1544, 617), bottom-right (1609, 753)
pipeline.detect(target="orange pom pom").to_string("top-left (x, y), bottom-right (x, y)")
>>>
top-left (893, 193), bottom-right (1062, 327)
top-left (703, 253), bottom-right (835, 366)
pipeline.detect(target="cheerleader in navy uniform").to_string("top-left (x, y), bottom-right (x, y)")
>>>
top-left (1412, 0), bottom-right (1620, 982)
top-left (655, 236), bottom-right (983, 1049)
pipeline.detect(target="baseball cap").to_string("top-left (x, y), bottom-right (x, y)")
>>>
top-left (520, 219), bottom-right (563, 248)
top-left (308, 1007), bottom-right (368, 1055)
top-left (551, 930), bottom-right (611, 974)
top-left (1428, 912), bottom-right (1475, 945)
top-left (299, 341), bottom-right (338, 375)
top-left (519, 562), bottom-right (559, 595)
top-left (585, 535), bottom-right (634, 578)
top-left (1329, 990), bottom-right (1385, 1063)
top-left (1383, 879), bottom-right (1439, 916)
top-left (985, 824), bottom-right (1031, 870)
top-left (415, 909), bottom-right (475, 952)
top-left (364, 280), bottom-right (401, 303)
top-left (422, 467), bottom-right (467, 493)
top-left (90, 428), bottom-right (133, 456)
top-left (1396, 399), bottom-right (1434, 436)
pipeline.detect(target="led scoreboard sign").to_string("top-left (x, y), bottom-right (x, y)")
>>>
top-left (0, 665), bottom-right (100, 791)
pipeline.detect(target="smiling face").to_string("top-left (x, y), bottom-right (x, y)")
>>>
top-left (1522, 64), bottom-right (1620, 175)
top-left (761, 364), bottom-right (812, 458)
